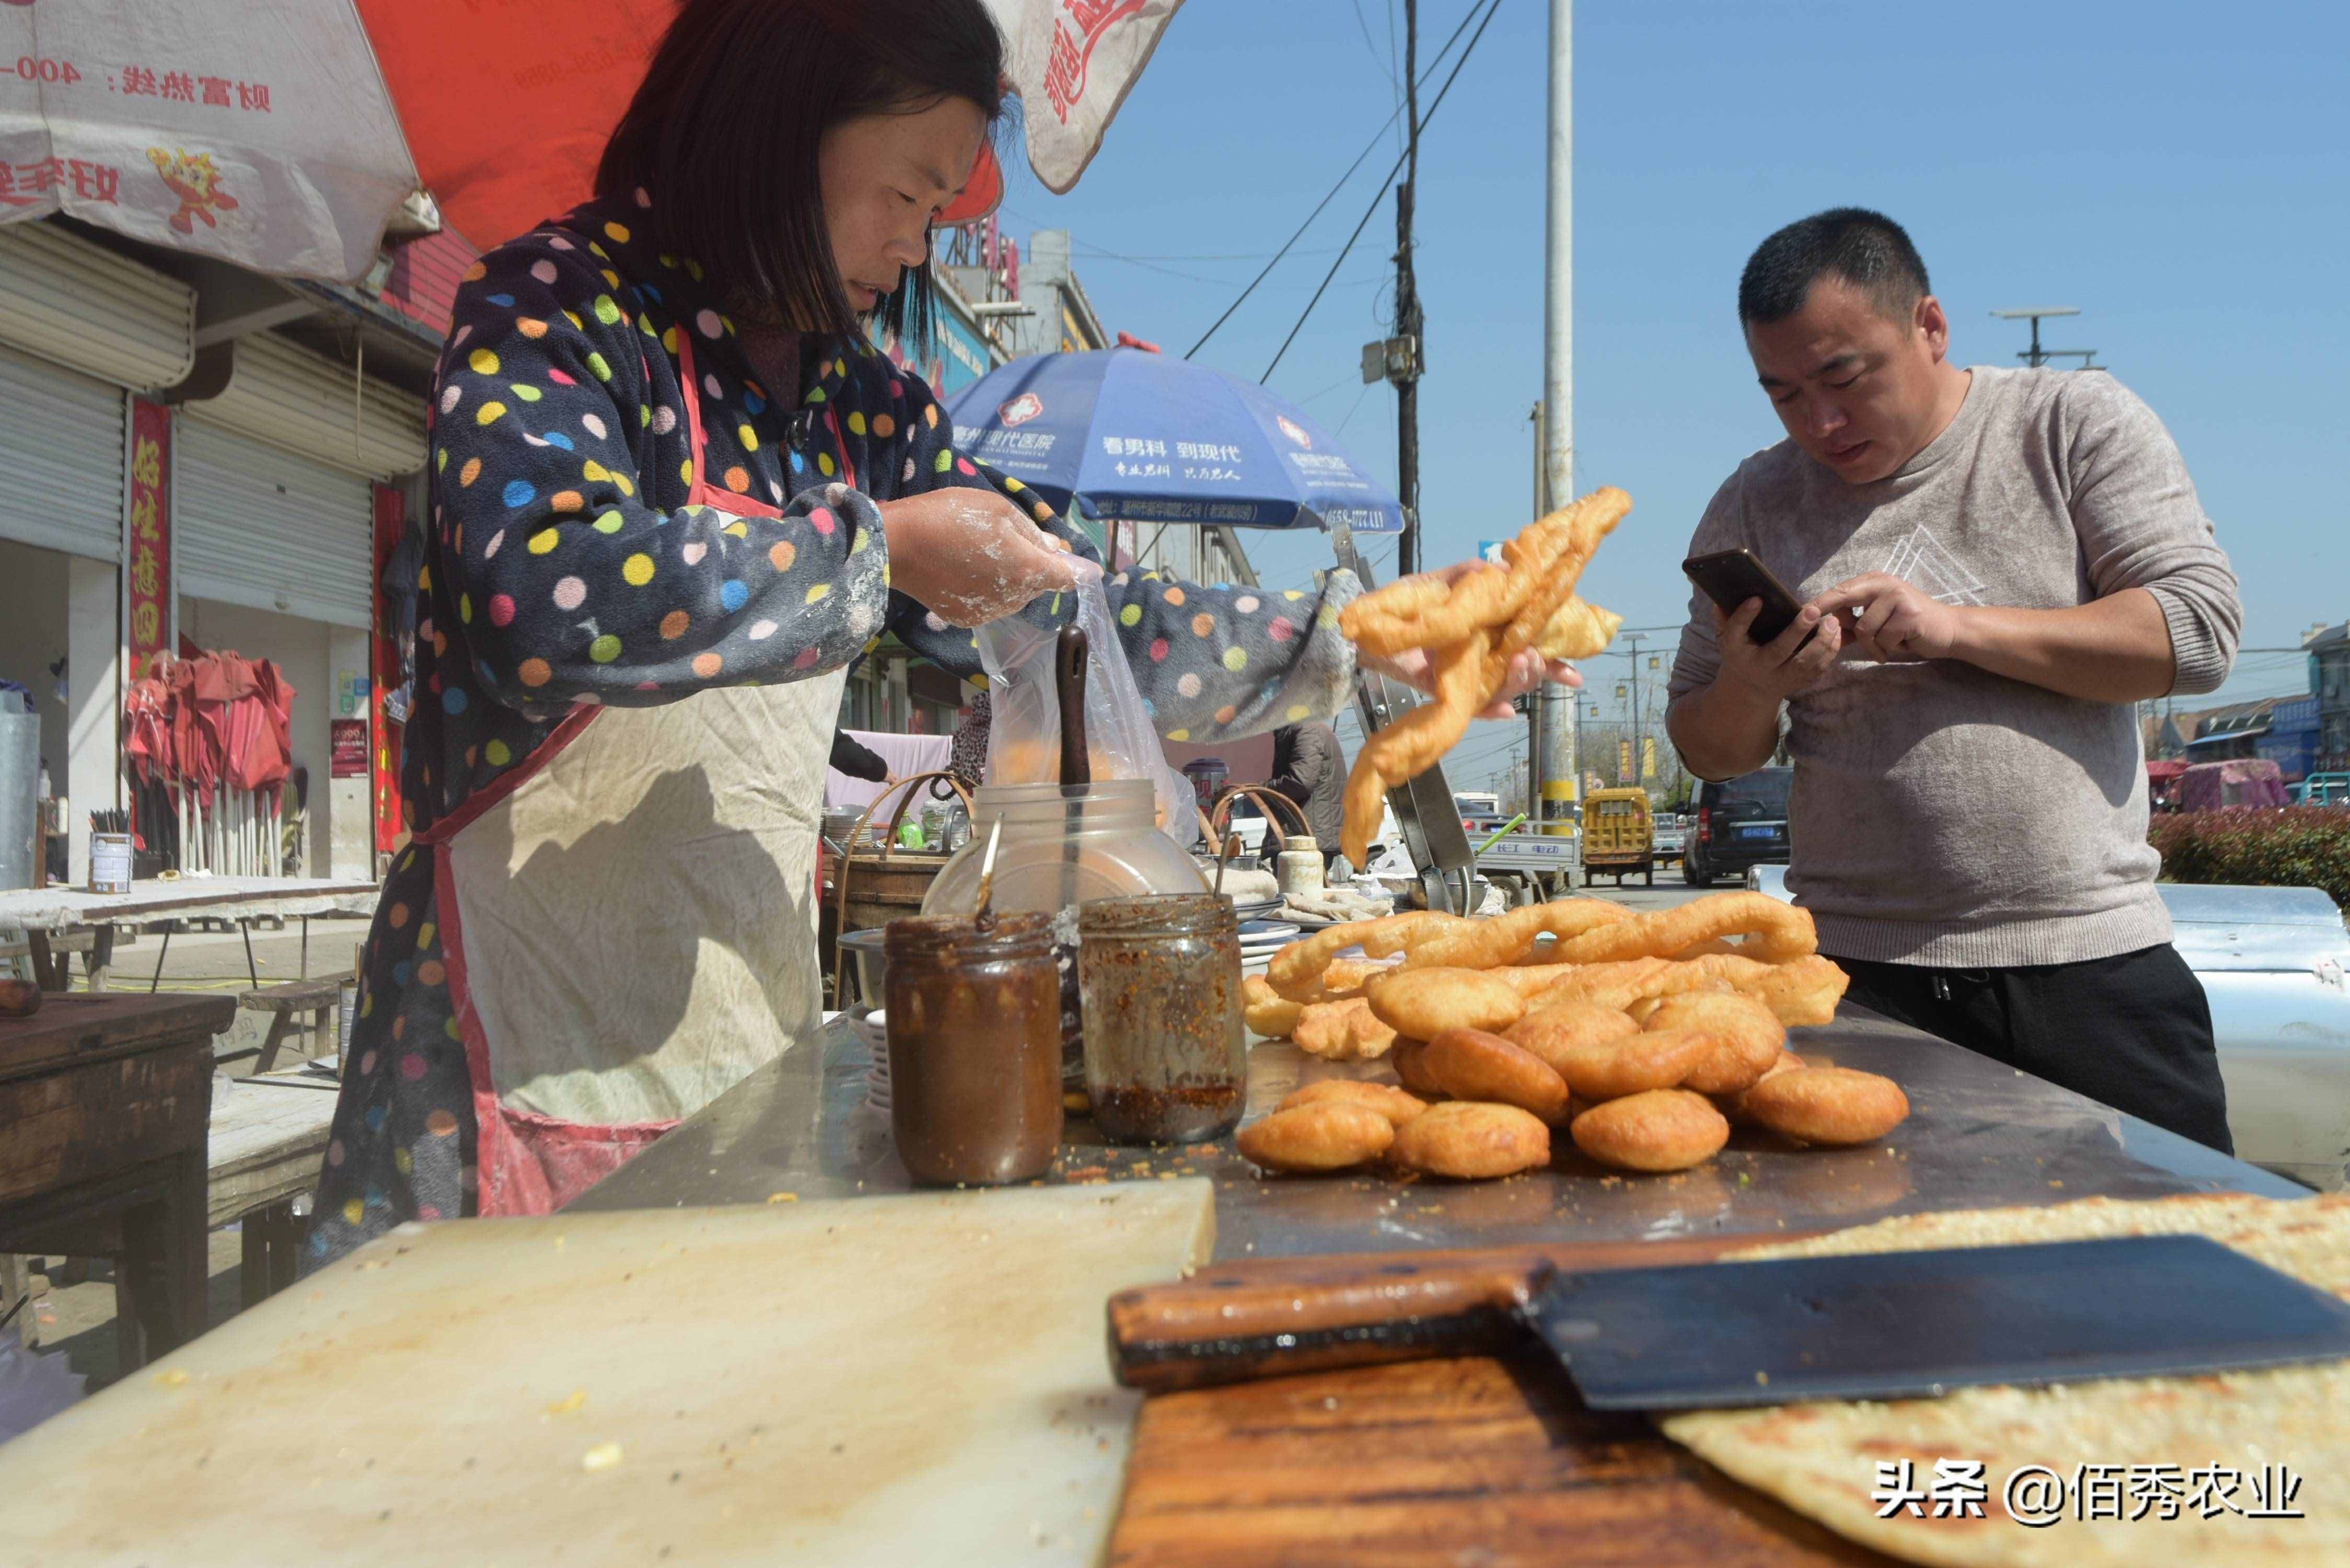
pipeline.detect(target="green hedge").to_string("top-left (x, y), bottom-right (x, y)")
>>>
top-left (2150, 808), bottom-right (2350, 909)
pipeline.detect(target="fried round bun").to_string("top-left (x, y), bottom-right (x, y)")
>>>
top-left (1236, 1102), bottom-right (1396, 1173)
top-left (1277, 1079), bottom-right (1429, 1128)
top-left (1569, 1089), bottom-right (1730, 1173)
top-left (1422, 1028), bottom-right (1572, 1123)
top-left (1389, 1101), bottom-right (1552, 1180)
top-left (1736, 1067), bottom-right (1909, 1146)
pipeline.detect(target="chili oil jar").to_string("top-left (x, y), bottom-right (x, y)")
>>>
top-left (1076, 893), bottom-right (1246, 1144)
top-left (923, 780), bottom-right (1208, 1083)
top-left (884, 912), bottom-right (1064, 1185)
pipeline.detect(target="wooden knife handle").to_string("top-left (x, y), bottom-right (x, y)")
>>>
top-left (1107, 1254), bottom-right (1547, 1394)
top-left (1055, 626), bottom-right (1091, 788)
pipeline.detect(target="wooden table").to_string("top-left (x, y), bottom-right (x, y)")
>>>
top-left (0, 994), bottom-right (236, 1368)
top-left (0, 877), bottom-right (377, 993)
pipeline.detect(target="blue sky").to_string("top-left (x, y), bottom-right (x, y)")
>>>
top-left (992, 0), bottom-right (2347, 782)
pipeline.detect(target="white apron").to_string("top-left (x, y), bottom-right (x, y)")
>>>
top-left (419, 337), bottom-right (849, 1214)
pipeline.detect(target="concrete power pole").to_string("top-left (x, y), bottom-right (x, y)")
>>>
top-left (1535, 0), bottom-right (1577, 835)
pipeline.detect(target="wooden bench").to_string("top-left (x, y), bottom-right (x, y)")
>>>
top-left (236, 975), bottom-right (349, 1076)
top-left (208, 1076), bottom-right (338, 1308)
top-left (1, 927), bottom-right (101, 990)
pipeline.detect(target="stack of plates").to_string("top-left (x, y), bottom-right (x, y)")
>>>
top-left (1237, 919), bottom-right (1301, 977)
top-left (851, 1009), bottom-right (891, 1113)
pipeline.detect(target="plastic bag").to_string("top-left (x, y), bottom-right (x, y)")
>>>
top-left (976, 581), bottom-right (1197, 846)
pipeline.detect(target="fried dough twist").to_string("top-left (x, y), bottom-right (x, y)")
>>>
top-left (1337, 487), bottom-right (1631, 863)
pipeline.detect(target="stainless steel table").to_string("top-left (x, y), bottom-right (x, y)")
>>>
top-left (571, 1005), bottom-right (2306, 1255)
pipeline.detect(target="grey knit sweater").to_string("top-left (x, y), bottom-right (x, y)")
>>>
top-left (1668, 367), bottom-right (2240, 967)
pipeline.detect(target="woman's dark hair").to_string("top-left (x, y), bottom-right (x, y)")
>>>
top-left (597, 0), bottom-right (1006, 358)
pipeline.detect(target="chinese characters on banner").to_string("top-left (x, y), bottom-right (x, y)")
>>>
top-left (125, 399), bottom-right (171, 680)
top-left (984, 0), bottom-right (1184, 192)
top-left (370, 482), bottom-right (404, 856)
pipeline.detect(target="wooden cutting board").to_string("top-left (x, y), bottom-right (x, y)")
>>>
top-left (1108, 1231), bottom-right (1899, 1567)
top-left (2, 1181), bottom-right (1215, 1566)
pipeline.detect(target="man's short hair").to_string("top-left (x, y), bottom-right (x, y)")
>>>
top-left (1738, 208), bottom-right (1931, 326)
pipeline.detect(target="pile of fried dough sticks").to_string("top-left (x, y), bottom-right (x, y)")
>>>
top-left (1237, 891), bottom-right (1909, 1182)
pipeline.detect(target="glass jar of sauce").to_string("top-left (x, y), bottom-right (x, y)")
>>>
top-left (1077, 894), bottom-right (1246, 1144)
top-left (923, 780), bottom-right (1208, 1086)
top-left (884, 912), bottom-right (1063, 1185)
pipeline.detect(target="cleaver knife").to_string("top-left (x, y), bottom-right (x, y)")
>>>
top-left (1109, 1234), bottom-right (2350, 1410)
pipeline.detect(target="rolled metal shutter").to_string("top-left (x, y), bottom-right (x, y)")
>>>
top-left (188, 331), bottom-right (428, 480)
top-left (176, 418), bottom-right (374, 628)
top-left (0, 342), bottom-right (125, 561)
top-left (0, 220), bottom-right (195, 392)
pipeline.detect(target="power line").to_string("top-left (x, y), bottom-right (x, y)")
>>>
top-left (1184, 0), bottom-right (1488, 360)
top-left (1259, 0), bottom-right (1505, 385)
top-left (1350, 0), bottom-right (1399, 89)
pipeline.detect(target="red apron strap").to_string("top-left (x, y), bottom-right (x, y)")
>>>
top-left (677, 333), bottom-right (787, 520)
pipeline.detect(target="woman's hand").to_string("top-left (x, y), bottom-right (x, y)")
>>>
top-left (879, 489), bottom-right (1102, 627)
top-left (1357, 562), bottom-right (1585, 717)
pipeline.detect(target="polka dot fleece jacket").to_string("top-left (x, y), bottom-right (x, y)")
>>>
top-left (306, 192), bottom-right (1360, 1267)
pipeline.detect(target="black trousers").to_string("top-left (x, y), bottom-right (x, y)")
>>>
top-left (1828, 943), bottom-right (2234, 1155)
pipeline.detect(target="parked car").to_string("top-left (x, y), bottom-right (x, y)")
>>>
top-left (1683, 767), bottom-right (1791, 886)
top-left (1748, 866), bottom-right (2350, 1191)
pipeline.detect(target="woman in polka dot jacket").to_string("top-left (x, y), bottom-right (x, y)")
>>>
top-left (309, 0), bottom-right (1570, 1266)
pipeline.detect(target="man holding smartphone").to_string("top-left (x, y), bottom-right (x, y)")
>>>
top-left (1664, 207), bottom-right (2242, 1150)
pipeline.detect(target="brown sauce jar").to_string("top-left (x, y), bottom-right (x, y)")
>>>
top-left (884, 912), bottom-right (1064, 1185)
top-left (1077, 894), bottom-right (1246, 1144)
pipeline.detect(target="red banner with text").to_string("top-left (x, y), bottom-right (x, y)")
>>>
top-left (126, 399), bottom-right (172, 680)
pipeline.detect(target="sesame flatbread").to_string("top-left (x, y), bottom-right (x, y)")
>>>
top-left (1661, 1193), bottom-right (2350, 1566)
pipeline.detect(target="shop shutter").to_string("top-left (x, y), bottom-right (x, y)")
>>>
top-left (189, 331), bottom-right (428, 480)
top-left (0, 342), bottom-right (125, 561)
top-left (176, 418), bottom-right (374, 628)
top-left (0, 220), bottom-right (195, 392)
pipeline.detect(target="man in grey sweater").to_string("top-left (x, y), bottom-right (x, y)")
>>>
top-left (1666, 208), bottom-right (2241, 1150)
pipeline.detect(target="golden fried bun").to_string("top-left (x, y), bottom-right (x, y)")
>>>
top-left (1364, 965), bottom-right (1525, 1041)
top-left (1569, 1089), bottom-right (1730, 1173)
top-left (1736, 1067), bottom-right (1909, 1146)
top-left (1236, 1102), bottom-right (1396, 1174)
top-left (1421, 1028), bottom-right (1572, 1123)
top-left (1388, 1100), bottom-right (1552, 1179)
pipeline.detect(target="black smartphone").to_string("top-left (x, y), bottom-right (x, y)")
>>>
top-left (1683, 549), bottom-right (1808, 644)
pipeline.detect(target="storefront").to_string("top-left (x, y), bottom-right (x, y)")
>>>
top-left (172, 329), bottom-right (426, 877)
top-left (0, 216), bottom-right (427, 886)
top-left (0, 220), bottom-right (194, 884)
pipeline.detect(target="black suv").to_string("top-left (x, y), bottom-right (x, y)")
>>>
top-left (1682, 767), bottom-right (1791, 887)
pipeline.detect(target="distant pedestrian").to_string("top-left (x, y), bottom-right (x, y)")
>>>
top-left (1270, 720), bottom-right (1347, 870)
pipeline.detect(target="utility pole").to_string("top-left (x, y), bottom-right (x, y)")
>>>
top-left (1535, 0), bottom-right (1576, 836)
top-left (1392, 0), bottom-right (1423, 577)
top-left (1526, 401), bottom-right (1545, 821)
top-left (1622, 632), bottom-right (1644, 781)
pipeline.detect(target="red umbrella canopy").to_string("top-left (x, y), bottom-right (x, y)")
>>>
top-left (0, 1), bottom-right (1175, 280)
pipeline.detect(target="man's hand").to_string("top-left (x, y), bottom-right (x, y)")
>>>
top-left (1808, 573), bottom-right (1963, 664)
top-left (1714, 595), bottom-right (1846, 701)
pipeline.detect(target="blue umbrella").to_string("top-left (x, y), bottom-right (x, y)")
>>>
top-left (943, 348), bottom-right (1404, 535)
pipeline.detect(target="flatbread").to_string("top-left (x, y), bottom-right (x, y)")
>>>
top-left (1661, 1193), bottom-right (2350, 1567)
